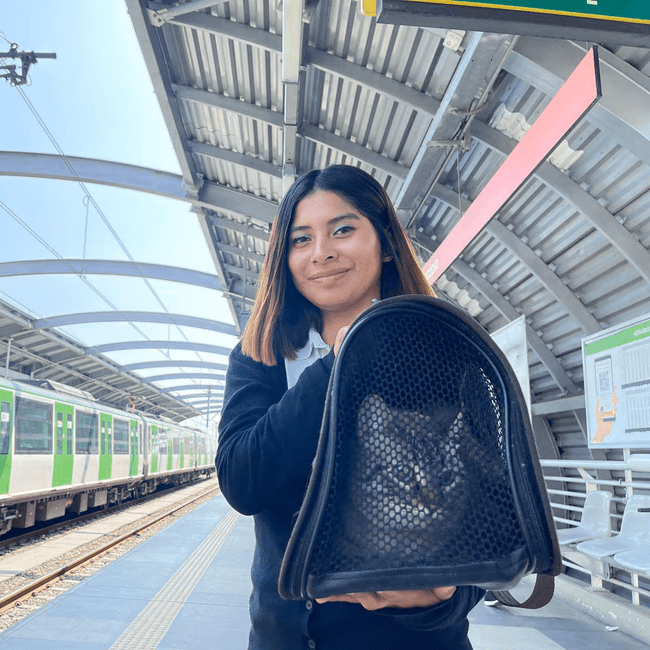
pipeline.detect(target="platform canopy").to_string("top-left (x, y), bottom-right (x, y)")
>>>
top-left (2, 1), bottom-right (650, 453)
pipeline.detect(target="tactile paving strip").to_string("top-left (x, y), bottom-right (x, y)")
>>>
top-left (110, 508), bottom-right (240, 649)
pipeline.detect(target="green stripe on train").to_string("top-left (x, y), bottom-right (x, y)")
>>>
top-left (0, 388), bottom-right (13, 494)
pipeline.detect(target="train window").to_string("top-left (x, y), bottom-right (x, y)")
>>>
top-left (67, 414), bottom-right (73, 455)
top-left (56, 411), bottom-right (64, 454)
top-left (113, 419), bottom-right (129, 454)
top-left (1, 401), bottom-right (10, 455)
top-left (75, 411), bottom-right (98, 454)
top-left (15, 397), bottom-right (53, 454)
top-left (172, 436), bottom-right (179, 455)
top-left (159, 427), bottom-right (168, 455)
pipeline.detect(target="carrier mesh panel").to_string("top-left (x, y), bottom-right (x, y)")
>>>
top-left (307, 310), bottom-right (527, 578)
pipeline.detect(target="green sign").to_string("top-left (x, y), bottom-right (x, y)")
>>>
top-left (407, 0), bottom-right (649, 24)
top-left (374, 0), bottom-right (650, 45)
top-left (584, 319), bottom-right (650, 356)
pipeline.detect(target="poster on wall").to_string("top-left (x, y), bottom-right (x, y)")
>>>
top-left (583, 313), bottom-right (650, 449)
top-left (491, 316), bottom-right (531, 419)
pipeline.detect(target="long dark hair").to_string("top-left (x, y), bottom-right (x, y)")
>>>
top-left (241, 164), bottom-right (434, 365)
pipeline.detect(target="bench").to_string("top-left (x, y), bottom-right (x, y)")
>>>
top-left (613, 548), bottom-right (650, 576)
top-left (556, 490), bottom-right (612, 546)
top-left (576, 495), bottom-right (650, 561)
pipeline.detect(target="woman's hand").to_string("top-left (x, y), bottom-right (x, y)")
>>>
top-left (316, 587), bottom-right (456, 611)
top-left (333, 326), bottom-right (350, 356)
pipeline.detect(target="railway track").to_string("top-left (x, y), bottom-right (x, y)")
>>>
top-left (0, 478), bottom-right (212, 550)
top-left (0, 480), bottom-right (220, 620)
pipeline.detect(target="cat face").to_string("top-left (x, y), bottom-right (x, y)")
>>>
top-left (347, 394), bottom-right (470, 556)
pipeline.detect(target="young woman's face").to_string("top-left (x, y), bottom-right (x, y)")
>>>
top-left (288, 190), bottom-right (383, 322)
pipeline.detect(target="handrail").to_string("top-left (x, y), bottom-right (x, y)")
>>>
top-left (539, 454), bottom-right (650, 609)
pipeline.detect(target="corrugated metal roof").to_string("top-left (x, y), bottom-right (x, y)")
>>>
top-left (124, 0), bottom-right (650, 459)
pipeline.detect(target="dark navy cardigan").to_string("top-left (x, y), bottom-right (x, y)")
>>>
top-left (217, 342), bottom-right (483, 650)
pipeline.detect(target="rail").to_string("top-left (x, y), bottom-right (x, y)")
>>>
top-left (0, 483), bottom-right (220, 613)
top-left (540, 452), bottom-right (650, 608)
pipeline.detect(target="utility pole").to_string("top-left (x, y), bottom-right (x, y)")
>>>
top-left (1, 43), bottom-right (56, 85)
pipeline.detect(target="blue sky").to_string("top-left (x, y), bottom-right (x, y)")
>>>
top-left (0, 2), bottom-right (236, 426)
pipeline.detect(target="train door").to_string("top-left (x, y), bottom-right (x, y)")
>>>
top-left (150, 424), bottom-right (159, 473)
top-left (0, 388), bottom-right (13, 494)
top-left (52, 402), bottom-right (74, 487)
top-left (129, 419), bottom-right (139, 477)
top-left (167, 428), bottom-right (173, 470)
top-left (98, 413), bottom-right (113, 480)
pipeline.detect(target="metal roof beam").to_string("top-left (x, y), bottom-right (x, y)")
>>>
top-left (300, 124), bottom-right (408, 180)
top-left (147, 372), bottom-right (226, 382)
top-left (281, 0), bottom-right (305, 190)
top-left (305, 48), bottom-right (441, 118)
top-left (471, 119), bottom-right (650, 285)
top-left (123, 360), bottom-right (228, 371)
top-left (414, 233), bottom-right (577, 395)
top-left (126, 0), bottom-right (200, 189)
top-left (0, 259), bottom-right (223, 289)
top-left (394, 32), bottom-right (517, 217)
top-left (169, 14), bottom-right (439, 119)
top-left (176, 392), bottom-right (224, 402)
top-left (506, 38), bottom-right (650, 168)
top-left (33, 312), bottom-right (238, 337)
top-left (0, 337), bottom-right (197, 418)
top-left (450, 258), bottom-right (579, 396)
top-left (148, 0), bottom-right (226, 26)
top-left (429, 182), bottom-right (601, 335)
top-left (0, 151), bottom-right (277, 221)
top-left (160, 384), bottom-right (224, 393)
top-left (167, 11), bottom-right (282, 53)
top-left (172, 83), bottom-right (284, 127)
top-left (85, 340), bottom-right (233, 356)
top-left (188, 141), bottom-right (282, 177)
top-left (209, 216), bottom-right (270, 240)
top-left (186, 400), bottom-right (224, 409)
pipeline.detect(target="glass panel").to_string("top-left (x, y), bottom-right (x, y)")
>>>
top-left (15, 397), bottom-right (53, 454)
top-left (75, 411), bottom-right (98, 454)
top-left (66, 414), bottom-right (73, 455)
top-left (159, 427), bottom-right (168, 455)
top-left (0, 402), bottom-right (10, 455)
top-left (56, 411), bottom-right (63, 454)
top-left (113, 419), bottom-right (129, 454)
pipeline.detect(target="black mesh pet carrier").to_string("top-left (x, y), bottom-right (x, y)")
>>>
top-left (279, 296), bottom-right (561, 608)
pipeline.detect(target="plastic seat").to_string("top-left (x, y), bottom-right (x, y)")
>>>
top-left (576, 495), bottom-right (650, 560)
top-left (614, 548), bottom-right (650, 576)
top-left (556, 491), bottom-right (612, 546)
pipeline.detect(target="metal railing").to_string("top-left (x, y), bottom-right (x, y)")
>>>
top-left (540, 453), bottom-right (650, 608)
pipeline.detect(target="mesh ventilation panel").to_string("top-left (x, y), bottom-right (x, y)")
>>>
top-left (307, 309), bottom-right (527, 583)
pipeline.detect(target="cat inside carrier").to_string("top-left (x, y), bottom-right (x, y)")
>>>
top-left (279, 295), bottom-right (561, 608)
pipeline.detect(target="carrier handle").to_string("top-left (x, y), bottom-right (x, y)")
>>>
top-left (491, 575), bottom-right (554, 609)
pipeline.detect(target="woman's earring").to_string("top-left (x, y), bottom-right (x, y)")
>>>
top-left (382, 254), bottom-right (392, 263)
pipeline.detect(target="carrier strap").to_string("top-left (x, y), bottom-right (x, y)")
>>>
top-left (492, 575), bottom-right (555, 609)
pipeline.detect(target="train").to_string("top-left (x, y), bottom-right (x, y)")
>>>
top-left (0, 376), bottom-right (217, 536)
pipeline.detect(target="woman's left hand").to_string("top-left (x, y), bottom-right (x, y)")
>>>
top-left (316, 587), bottom-right (456, 611)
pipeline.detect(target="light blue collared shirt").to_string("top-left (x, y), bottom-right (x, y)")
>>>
top-left (284, 329), bottom-right (330, 389)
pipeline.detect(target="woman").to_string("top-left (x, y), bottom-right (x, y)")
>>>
top-left (217, 165), bottom-right (484, 649)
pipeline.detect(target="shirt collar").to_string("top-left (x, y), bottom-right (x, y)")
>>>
top-left (294, 328), bottom-right (330, 360)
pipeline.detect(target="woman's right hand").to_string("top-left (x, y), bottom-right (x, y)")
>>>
top-left (333, 326), bottom-right (350, 356)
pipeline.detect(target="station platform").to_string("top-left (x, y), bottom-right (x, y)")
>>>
top-left (0, 492), bottom-right (647, 649)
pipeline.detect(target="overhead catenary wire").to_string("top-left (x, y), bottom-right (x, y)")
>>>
top-left (1, 35), bottom-right (217, 400)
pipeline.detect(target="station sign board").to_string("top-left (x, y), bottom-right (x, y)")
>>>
top-left (421, 47), bottom-right (601, 285)
top-left (583, 312), bottom-right (650, 449)
top-left (366, 0), bottom-right (650, 46)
